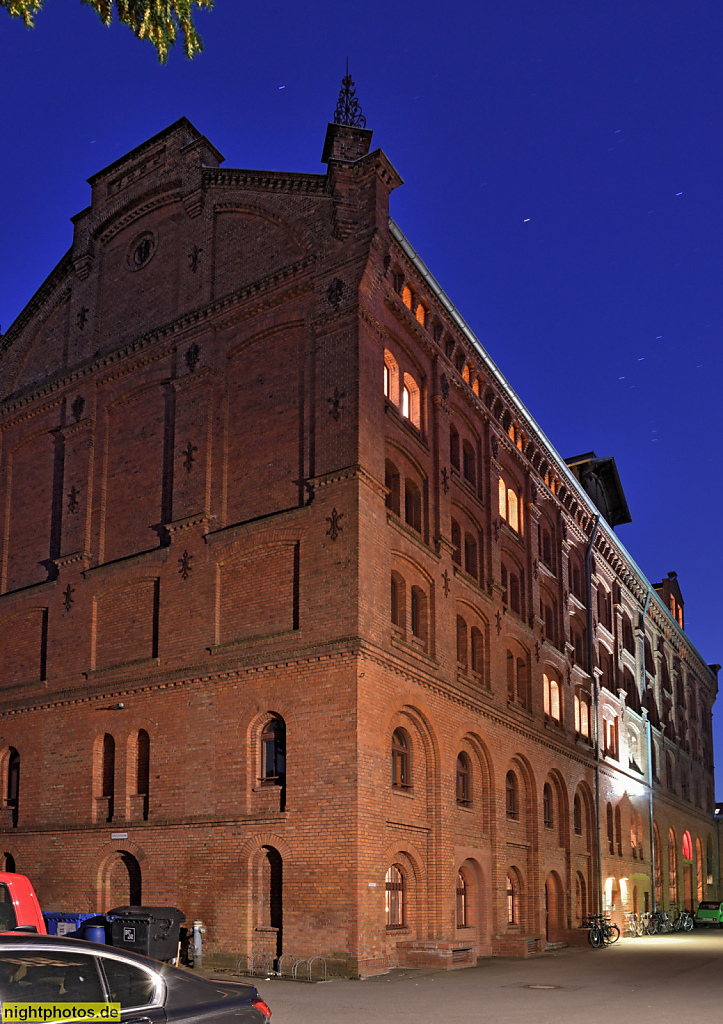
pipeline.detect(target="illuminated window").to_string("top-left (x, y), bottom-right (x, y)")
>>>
top-left (383, 349), bottom-right (399, 405)
top-left (682, 831), bottom-right (693, 861)
top-left (402, 285), bottom-right (412, 309)
top-left (543, 674), bottom-right (561, 723)
top-left (415, 303), bottom-right (426, 327)
top-left (668, 830), bottom-right (678, 905)
top-left (603, 716), bottom-right (619, 759)
top-left (456, 871), bottom-right (469, 927)
top-left (391, 730), bottom-right (409, 788)
top-left (506, 873), bottom-right (519, 924)
top-left (498, 477), bottom-right (521, 533)
top-left (385, 865), bottom-right (405, 928)
top-left (401, 373), bottom-right (421, 428)
top-left (574, 691), bottom-right (591, 740)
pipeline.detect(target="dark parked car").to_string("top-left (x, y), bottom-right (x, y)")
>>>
top-left (0, 933), bottom-right (271, 1022)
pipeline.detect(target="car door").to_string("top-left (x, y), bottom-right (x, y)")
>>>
top-left (97, 953), bottom-right (167, 1024)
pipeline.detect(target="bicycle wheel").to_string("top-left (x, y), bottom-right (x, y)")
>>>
top-left (607, 924), bottom-right (621, 944)
top-left (588, 924), bottom-right (603, 948)
top-left (684, 915), bottom-right (694, 932)
top-left (646, 918), bottom-right (658, 935)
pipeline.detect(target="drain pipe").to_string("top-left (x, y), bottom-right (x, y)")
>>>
top-left (585, 514), bottom-right (602, 915)
top-left (640, 589), bottom-right (655, 911)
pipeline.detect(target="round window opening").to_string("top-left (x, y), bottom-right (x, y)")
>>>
top-left (127, 232), bottom-right (157, 271)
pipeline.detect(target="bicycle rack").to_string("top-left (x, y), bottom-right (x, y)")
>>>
top-left (307, 956), bottom-right (327, 982)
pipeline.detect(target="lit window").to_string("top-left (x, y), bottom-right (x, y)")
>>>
top-left (415, 304), bottom-right (426, 327)
top-left (498, 477), bottom-right (520, 532)
top-left (383, 349), bottom-right (399, 405)
top-left (456, 871), bottom-right (468, 927)
top-left (682, 831), bottom-right (693, 861)
top-left (543, 674), bottom-right (560, 723)
top-left (402, 285), bottom-right (412, 309)
top-left (402, 373), bottom-right (421, 428)
top-left (506, 873), bottom-right (518, 924)
top-left (385, 865), bottom-right (405, 927)
top-left (574, 692), bottom-right (591, 740)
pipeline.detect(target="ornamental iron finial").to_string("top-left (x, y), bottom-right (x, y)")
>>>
top-left (333, 60), bottom-right (367, 128)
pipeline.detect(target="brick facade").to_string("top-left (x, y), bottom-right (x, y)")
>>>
top-left (0, 112), bottom-right (718, 976)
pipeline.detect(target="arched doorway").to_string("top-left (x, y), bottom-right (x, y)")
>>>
top-left (252, 846), bottom-right (283, 960)
top-left (101, 851), bottom-right (142, 910)
top-left (545, 872), bottom-right (564, 943)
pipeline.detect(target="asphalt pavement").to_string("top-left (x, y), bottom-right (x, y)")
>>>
top-left (216, 930), bottom-right (723, 1024)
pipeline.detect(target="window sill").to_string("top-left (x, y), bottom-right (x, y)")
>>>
top-left (391, 785), bottom-right (414, 799)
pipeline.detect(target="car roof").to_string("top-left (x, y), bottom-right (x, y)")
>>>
top-left (0, 933), bottom-right (163, 971)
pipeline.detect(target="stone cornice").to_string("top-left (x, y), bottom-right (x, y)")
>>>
top-left (203, 167), bottom-right (328, 195)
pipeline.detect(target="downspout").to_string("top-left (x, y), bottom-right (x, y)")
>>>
top-left (640, 588), bottom-right (655, 911)
top-left (586, 514), bottom-right (602, 915)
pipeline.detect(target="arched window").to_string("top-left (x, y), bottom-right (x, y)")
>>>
top-left (543, 674), bottom-right (560, 723)
top-left (622, 614), bottom-right (635, 654)
top-left (102, 734), bottom-right (115, 823)
top-left (574, 691), bottom-right (591, 740)
top-left (391, 730), bottom-right (410, 788)
top-left (6, 749), bottom-right (19, 830)
top-left (509, 571), bottom-right (521, 616)
top-left (404, 479), bottom-right (422, 533)
top-left (597, 587), bottom-right (612, 631)
top-left (668, 829), bottom-right (678, 905)
top-left (573, 793), bottom-right (582, 835)
top-left (260, 717), bottom-right (286, 797)
top-left (498, 477), bottom-right (521, 533)
top-left (543, 783), bottom-right (554, 829)
top-left (385, 865), bottom-right (405, 928)
top-left (464, 533), bottom-right (478, 580)
top-left (507, 651), bottom-right (529, 708)
top-left (506, 873), bottom-right (519, 924)
top-left (456, 871), bottom-right (469, 927)
top-left (415, 303), bottom-right (427, 327)
top-left (391, 572), bottom-right (405, 629)
top-left (539, 524), bottom-right (554, 572)
top-left (401, 285), bottom-right (413, 309)
top-left (462, 441), bottom-right (476, 487)
top-left (456, 616), bottom-right (468, 669)
top-left (540, 593), bottom-right (556, 645)
top-left (631, 811), bottom-right (638, 858)
top-left (456, 754), bottom-right (471, 805)
top-left (682, 831), bottom-right (693, 861)
top-left (383, 349), bottom-right (399, 405)
top-left (450, 426), bottom-right (460, 470)
top-left (569, 555), bottom-right (584, 602)
top-left (136, 730), bottom-right (150, 821)
top-left (402, 373), bottom-right (421, 428)
top-left (637, 813), bottom-right (644, 860)
top-left (451, 518), bottom-right (461, 566)
top-left (606, 802), bottom-right (614, 854)
top-left (410, 587), bottom-right (427, 645)
top-left (470, 626), bottom-right (484, 677)
top-left (385, 460), bottom-right (400, 515)
top-left (506, 771), bottom-right (519, 820)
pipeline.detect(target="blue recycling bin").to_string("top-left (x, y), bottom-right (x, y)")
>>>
top-left (43, 912), bottom-right (99, 937)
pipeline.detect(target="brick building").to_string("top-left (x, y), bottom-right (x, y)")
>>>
top-left (0, 90), bottom-right (718, 974)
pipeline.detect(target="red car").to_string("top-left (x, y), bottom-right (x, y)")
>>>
top-left (0, 872), bottom-right (46, 934)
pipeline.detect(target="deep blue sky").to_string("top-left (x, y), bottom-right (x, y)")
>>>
top-left (2, 0), bottom-right (722, 780)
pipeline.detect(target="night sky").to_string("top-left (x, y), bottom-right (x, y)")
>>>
top-left (2, 1), bottom-right (722, 782)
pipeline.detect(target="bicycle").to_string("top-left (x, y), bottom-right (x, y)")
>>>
top-left (675, 908), bottom-right (694, 932)
top-left (625, 912), bottom-right (643, 937)
top-left (584, 913), bottom-right (620, 946)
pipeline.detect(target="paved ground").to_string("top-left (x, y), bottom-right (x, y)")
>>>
top-left (208, 930), bottom-right (723, 1023)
